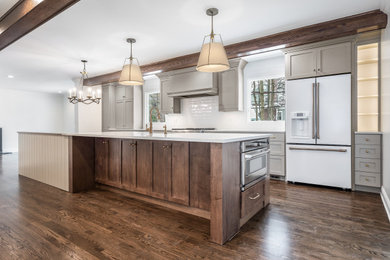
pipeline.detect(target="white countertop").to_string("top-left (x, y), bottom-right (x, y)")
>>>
top-left (67, 132), bottom-right (271, 143)
top-left (19, 131), bottom-right (271, 143)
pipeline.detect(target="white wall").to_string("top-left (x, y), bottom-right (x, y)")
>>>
top-left (161, 54), bottom-right (286, 131)
top-left (77, 85), bottom-right (102, 132)
top-left (0, 89), bottom-right (64, 152)
top-left (381, 0), bottom-right (390, 199)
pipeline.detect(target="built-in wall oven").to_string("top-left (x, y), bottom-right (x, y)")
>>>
top-left (241, 138), bottom-right (270, 191)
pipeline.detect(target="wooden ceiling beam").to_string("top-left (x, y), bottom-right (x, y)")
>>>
top-left (84, 9), bottom-right (387, 86)
top-left (0, 0), bottom-right (80, 51)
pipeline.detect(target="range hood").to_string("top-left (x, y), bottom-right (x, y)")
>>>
top-left (158, 67), bottom-right (218, 98)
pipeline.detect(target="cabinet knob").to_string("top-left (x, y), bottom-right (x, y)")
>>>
top-left (365, 138), bottom-right (370, 142)
top-left (365, 150), bottom-right (369, 153)
top-left (313, 69), bottom-right (316, 72)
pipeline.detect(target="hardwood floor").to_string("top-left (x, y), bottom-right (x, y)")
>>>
top-left (0, 153), bottom-right (389, 259)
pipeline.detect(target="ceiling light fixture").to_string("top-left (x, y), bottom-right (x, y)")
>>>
top-left (196, 8), bottom-right (230, 73)
top-left (119, 38), bottom-right (144, 85)
top-left (68, 60), bottom-right (101, 105)
top-left (7, 75), bottom-right (14, 78)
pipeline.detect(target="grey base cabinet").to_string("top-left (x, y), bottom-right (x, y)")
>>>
top-left (354, 133), bottom-right (382, 193)
top-left (269, 133), bottom-right (286, 178)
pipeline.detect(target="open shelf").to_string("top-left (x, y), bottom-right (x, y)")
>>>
top-left (357, 42), bottom-right (379, 132)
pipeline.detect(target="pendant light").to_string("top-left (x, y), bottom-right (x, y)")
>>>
top-left (68, 60), bottom-right (101, 105)
top-left (196, 8), bottom-right (230, 72)
top-left (119, 38), bottom-right (144, 85)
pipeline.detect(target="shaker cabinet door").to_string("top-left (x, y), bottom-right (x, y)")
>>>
top-left (95, 138), bottom-right (109, 182)
top-left (121, 139), bottom-right (137, 190)
top-left (152, 141), bottom-right (172, 199)
top-left (285, 49), bottom-right (317, 80)
top-left (136, 140), bottom-right (153, 195)
top-left (316, 42), bottom-right (351, 76)
top-left (169, 142), bottom-right (189, 205)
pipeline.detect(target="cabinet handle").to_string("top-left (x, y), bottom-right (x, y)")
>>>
top-left (365, 164), bottom-right (370, 167)
top-left (249, 193), bottom-right (260, 200)
top-left (365, 150), bottom-right (369, 153)
top-left (365, 178), bottom-right (370, 182)
top-left (313, 68), bottom-right (316, 72)
top-left (130, 143), bottom-right (137, 147)
top-left (365, 138), bottom-right (370, 142)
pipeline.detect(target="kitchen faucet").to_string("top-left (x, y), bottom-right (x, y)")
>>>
top-left (146, 106), bottom-right (161, 134)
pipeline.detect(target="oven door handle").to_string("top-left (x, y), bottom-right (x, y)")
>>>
top-left (244, 149), bottom-right (270, 159)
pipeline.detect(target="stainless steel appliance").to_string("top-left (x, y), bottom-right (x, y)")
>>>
top-left (241, 138), bottom-right (270, 191)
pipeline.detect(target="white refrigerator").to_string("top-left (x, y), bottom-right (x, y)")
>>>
top-left (286, 74), bottom-right (351, 189)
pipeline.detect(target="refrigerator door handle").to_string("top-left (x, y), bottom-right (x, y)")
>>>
top-left (289, 147), bottom-right (348, 152)
top-left (316, 82), bottom-right (320, 139)
top-left (312, 83), bottom-right (316, 139)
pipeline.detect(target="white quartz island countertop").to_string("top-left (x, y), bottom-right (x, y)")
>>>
top-left (19, 131), bottom-right (272, 143)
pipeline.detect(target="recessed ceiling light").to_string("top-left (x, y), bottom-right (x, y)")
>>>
top-left (58, 91), bottom-right (62, 94)
top-left (7, 75), bottom-right (14, 79)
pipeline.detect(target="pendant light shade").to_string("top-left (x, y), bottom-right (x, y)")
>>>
top-left (119, 38), bottom-right (144, 86)
top-left (197, 8), bottom-right (229, 73)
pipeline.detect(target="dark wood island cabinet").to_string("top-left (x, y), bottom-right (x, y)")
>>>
top-left (18, 132), bottom-right (270, 245)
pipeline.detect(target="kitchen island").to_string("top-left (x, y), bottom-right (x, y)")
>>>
top-left (18, 131), bottom-right (271, 245)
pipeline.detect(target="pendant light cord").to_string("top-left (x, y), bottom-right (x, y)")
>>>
top-left (210, 14), bottom-right (214, 42)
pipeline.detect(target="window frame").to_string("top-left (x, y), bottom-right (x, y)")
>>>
top-left (246, 74), bottom-right (286, 123)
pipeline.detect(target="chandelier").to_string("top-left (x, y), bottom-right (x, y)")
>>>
top-left (68, 60), bottom-right (101, 104)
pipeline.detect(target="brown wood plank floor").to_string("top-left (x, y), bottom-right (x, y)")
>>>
top-left (1, 154), bottom-right (389, 259)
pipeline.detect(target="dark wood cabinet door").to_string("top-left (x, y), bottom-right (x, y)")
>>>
top-left (168, 142), bottom-right (189, 205)
top-left (95, 138), bottom-right (109, 182)
top-left (121, 139), bottom-right (137, 190)
top-left (108, 138), bottom-right (121, 184)
top-left (152, 141), bottom-right (171, 199)
top-left (136, 140), bottom-right (153, 195)
top-left (190, 142), bottom-right (211, 210)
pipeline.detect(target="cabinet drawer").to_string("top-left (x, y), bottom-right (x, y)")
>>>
top-left (355, 158), bottom-right (381, 173)
top-left (270, 142), bottom-right (285, 155)
top-left (270, 155), bottom-right (285, 177)
top-left (355, 171), bottom-right (381, 187)
top-left (355, 134), bottom-right (381, 145)
top-left (270, 133), bottom-right (285, 143)
top-left (241, 180), bottom-right (265, 218)
top-left (355, 145), bottom-right (381, 159)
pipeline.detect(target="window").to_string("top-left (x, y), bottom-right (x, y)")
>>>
top-left (145, 92), bottom-right (160, 123)
top-left (249, 77), bottom-right (286, 121)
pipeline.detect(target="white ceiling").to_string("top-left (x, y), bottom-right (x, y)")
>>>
top-left (0, 0), bottom-right (384, 93)
top-left (0, 0), bottom-right (19, 18)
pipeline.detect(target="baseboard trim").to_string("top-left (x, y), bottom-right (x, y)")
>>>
top-left (380, 186), bottom-right (390, 222)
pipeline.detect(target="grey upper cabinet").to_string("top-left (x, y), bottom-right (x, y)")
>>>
top-left (116, 86), bottom-right (133, 101)
top-left (316, 42), bottom-right (351, 76)
top-left (158, 75), bottom-right (181, 115)
top-left (285, 42), bottom-right (352, 80)
top-left (218, 59), bottom-right (247, 112)
top-left (285, 49), bottom-right (317, 79)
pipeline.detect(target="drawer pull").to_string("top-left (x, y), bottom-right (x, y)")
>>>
top-left (365, 138), bottom-right (370, 142)
top-left (365, 164), bottom-right (370, 167)
top-left (249, 193), bottom-right (261, 200)
top-left (365, 178), bottom-right (370, 182)
top-left (365, 150), bottom-right (369, 153)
